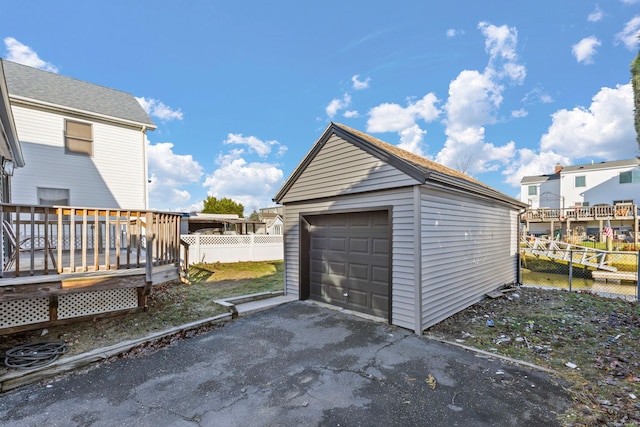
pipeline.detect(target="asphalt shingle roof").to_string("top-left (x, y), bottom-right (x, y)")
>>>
top-left (2, 60), bottom-right (155, 128)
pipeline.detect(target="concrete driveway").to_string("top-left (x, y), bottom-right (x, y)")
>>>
top-left (0, 301), bottom-right (570, 426)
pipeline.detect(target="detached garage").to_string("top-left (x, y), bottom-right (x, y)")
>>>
top-left (274, 123), bottom-right (526, 334)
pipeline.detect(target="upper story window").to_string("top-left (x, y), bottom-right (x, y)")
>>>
top-left (575, 176), bottom-right (586, 187)
top-left (65, 120), bottom-right (93, 156)
top-left (527, 185), bottom-right (537, 196)
top-left (619, 169), bottom-right (640, 184)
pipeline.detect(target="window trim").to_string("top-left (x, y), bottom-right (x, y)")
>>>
top-left (574, 175), bottom-right (586, 188)
top-left (527, 185), bottom-right (537, 196)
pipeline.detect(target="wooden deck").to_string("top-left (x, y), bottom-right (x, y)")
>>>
top-left (523, 203), bottom-right (638, 222)
top-left (0, 203), bottom-right (185, 335)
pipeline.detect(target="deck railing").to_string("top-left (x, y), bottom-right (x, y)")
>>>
top-left (0, 203), bottom-right (183, 277)
top-left (523, 203), bottom-right (638, 222)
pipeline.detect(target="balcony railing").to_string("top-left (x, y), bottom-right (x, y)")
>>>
top-left (523, 203), bottom-right (638, 222)
top-left (0, 203), bottom-right (183, 278)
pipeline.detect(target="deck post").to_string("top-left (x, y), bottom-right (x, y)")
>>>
top-left (568, 249), bottom-right (573, 291)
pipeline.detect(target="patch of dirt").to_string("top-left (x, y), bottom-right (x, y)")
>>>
top-left (426, 286), bottom-right (640, 426)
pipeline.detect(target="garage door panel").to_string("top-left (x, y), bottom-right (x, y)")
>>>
top-left (310, 238), bottom-right (328, 250)
top-left (327, 261), bottom-right (346, 276)
top-left (372, 266), bottom-right (389, 284)
top-left (348, 263), bottom-right (369, 281)
top-left (310, 257), bottom-right (326, 273)
top-left (329, 237), bottom-right (347, 251)
top-left (371, 294), bottom-right (389, 314)
top-left (372, 238), bottom-right (389, 255)
top-left (347, 289), bottom-right (368, 308)
top-left (349, 237), bottom-right (369, 253)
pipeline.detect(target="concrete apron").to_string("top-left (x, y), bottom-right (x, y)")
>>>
top-left (0, 301), bottom-right (571, 427)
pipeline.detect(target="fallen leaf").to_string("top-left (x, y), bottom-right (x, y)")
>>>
top-left (426, 374), bottom-right (436, 390)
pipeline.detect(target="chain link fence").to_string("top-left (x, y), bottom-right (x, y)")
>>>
top-left (520, 248), bottom-right (639, 301)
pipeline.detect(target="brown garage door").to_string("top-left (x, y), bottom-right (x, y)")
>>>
top-left (307, 210), bottom-right (390, 318)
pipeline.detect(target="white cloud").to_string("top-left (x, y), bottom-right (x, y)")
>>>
top-left (479, 22), bottom-right (526, 83)
top-left (147, 141), bottom-right (204, 207)
top-left (588, 5), bottom-right (604, 22)
top-left (325, 93), bottom-right (351, 118)
top-left (351, 74), bottom-right (371, 90)
top-left (367, 93), bottom-right (440, 133)
top-left (502, 148), bottom-right (570, 187)
top-left (224, 133), bottom-right (285, 158)
top-left (202, 149), bottom-right (284, 213)
top-left (435, 22), bottom-right (525, 175)
top-left (397, 125), bottom-right (427, 157)
top-left (614, 15), bottom-right (640, 49)
top-left (446, 29), bottom-right (465, 38)
top-left (572, 36), bottom-right (601, 64)
top-left (501, 83), bottom-right (635, 187)
top-left (522, 88), bottom-right (554, 104)
top-left (511, 108), bottom-right (528, 118)
top-left (540, 83), bottom-right (635, 159)
top-left (343, 110), bottom-right (359, 118)
top-left (621, 0), bottom-right (640, 4)
top-left (136, 97), bottom-right (183, 121)
top-left (3, 37), bottom-right (58, 72)
top-left (444, 70), bottom-right (503, 128)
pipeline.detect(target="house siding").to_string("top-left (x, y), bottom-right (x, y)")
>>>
top-left (560, 165), bottom-right (640, 207)
top-left (283, 186), bottom-right (418, 330)
top-left (280, 134), bottom-right (420, 204)
top-left (420, 185), bottom-right (519, 329)
top-left (10, 105), bottom-right (146, 209)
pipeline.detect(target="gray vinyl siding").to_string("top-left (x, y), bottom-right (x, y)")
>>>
top-left (280, 134), bottom-right (419, 204)
top-left (282, 187), bottom-right (417, 330)
top-left (420, 185), bottom-right (520, 329)
top-left (10, 105), bottom-right (146, 209)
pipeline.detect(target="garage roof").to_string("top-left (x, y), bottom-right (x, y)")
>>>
top-left (274, 123), bottom-right (525, 207)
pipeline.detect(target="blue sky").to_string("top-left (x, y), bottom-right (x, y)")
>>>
top-left (2, 1), bottom-right (640, 214)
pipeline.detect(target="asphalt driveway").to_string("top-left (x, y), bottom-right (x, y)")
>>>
top-left (0, 301), bottom-right (570, 426)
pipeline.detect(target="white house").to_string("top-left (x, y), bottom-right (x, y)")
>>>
top-left (521, 158), bottom-right (640, 240)
top-left (2, 59), bottom-right (156, 209)
top-left (0, 60), bottom-right (24, 203)
top-left (274, 123), bottom-right (525, 333)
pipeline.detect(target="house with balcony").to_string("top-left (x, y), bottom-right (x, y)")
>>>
top-left (520, 158), bottom-right (640, 245)
top-left (0, 59), bottom-right (183, 335)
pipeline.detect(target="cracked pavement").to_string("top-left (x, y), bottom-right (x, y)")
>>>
top-left (0, 301), bottom-right (571, 426)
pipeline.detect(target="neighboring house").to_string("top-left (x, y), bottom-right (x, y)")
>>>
top-left (259, 206), bottom-right (284, 215)
top-left (521, 159), bottom-right (640, 239)
top-left (2, 59), bottom-right (156, 209)
top-left (0, 60), bottom-right (24, 203)
top-left (259, 211), bottom-right (283, 235)
top-left (274, 123), bottom-right (526, 333)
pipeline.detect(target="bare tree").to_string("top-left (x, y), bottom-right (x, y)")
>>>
top-left (453, 151), bottom-right (474, 174)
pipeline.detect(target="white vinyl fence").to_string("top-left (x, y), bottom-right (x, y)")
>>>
top-left (181, 234), bottom-right (283, 264)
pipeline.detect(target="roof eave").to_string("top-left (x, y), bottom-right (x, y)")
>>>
top-left (0, 61), bottom-right (24, 167)
top-left (9, 95), bottom-right (157, 130)
top-left (428, 171), bottom-right (527, 208)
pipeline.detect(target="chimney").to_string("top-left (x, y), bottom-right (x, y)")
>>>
top-left (554, 164), bottom-right (563, 174)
